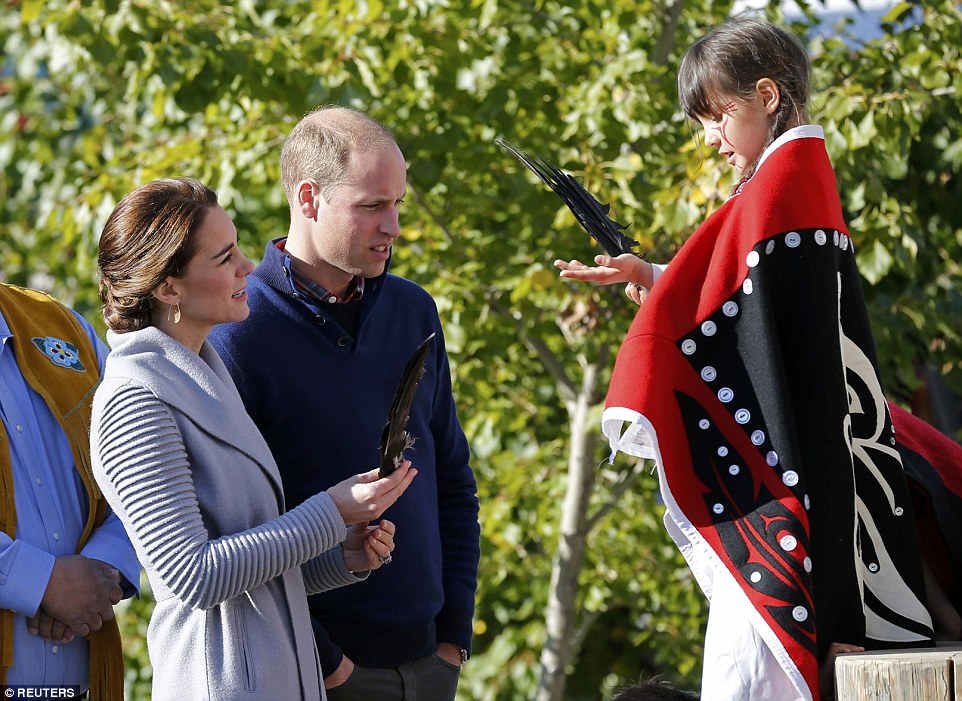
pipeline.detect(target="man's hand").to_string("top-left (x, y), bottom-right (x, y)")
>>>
top-left (436, 642), bottom-right (464, 666)
top-left (819, 641), bottom-right (864, 701)
top-left (26, 610), bottom-right (75, 643)
top-left (323, 654), bottom-right (355, 688)
top-left (39, 555), bottom-right (123, 638)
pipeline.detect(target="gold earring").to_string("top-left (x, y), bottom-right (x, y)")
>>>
top-left (173, 303), bottom-right (182, 324)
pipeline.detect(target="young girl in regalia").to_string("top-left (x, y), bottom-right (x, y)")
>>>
top-left (556, 16), bottom-right (934, 701)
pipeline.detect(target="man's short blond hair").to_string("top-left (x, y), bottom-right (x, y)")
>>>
top-left (280, 106), bottom-right (397, 207)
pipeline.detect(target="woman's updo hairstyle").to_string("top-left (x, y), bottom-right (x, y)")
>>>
top-left (98, 177), bottom-right (218, 332)
top-left (678, 15), bottom-right (811, 151)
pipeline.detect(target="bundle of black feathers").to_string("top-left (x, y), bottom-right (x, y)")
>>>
top-left (496, 139), bottom-right (641, 258)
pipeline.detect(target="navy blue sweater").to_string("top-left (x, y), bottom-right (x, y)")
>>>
top-left (209, 240), bottom-right (480, 673)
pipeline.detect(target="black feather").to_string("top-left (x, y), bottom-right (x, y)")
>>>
top-left (379, 333), bottom-right (435, 477)
top-left (496, 139), bottom-right (640, 257)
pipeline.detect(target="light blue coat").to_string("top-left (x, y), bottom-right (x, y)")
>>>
top-left (91, 326), bottom-right (360, 700)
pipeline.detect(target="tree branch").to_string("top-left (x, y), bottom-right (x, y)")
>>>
top-left (486, 294), bottom-right (579, 406)
top-left (536, 362), bottom-right (601, 701)
top-left (652, 0), bottom-right (685, 68)
top-left (586, 459), bottom-right (650, 533)
top-left (407, 181), bottom-right (455, 245)
top-left (572, 608), bottom-right (602, 660)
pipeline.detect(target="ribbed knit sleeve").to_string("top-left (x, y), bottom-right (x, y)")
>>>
top-left (301, 549), bottom-right (367, 595)
top-left (93, 384), bottom-right (352, 610)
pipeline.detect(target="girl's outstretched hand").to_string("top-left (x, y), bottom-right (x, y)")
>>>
top-left (342, 519), bottom-right (396, 572)
top-left (327, 461), bottom-right (417, 525)
top-left (554, 253), bottom-right (641, 283)
top-left (554, 254), bottom-right (652, 305)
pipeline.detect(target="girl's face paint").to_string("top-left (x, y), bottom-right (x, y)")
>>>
top-left (697, 95), bottom-right (772, 175)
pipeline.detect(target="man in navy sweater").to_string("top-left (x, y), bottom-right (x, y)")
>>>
top-left (208, 106), bottom-right (480, 701)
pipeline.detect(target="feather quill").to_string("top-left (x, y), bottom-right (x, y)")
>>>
top-left (379, 333), bottom-right (436, 477)
top-left (496, 139), bottom-right (640, 257)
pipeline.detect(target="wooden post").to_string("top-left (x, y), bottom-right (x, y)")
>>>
top-left (835, 646), bottom-right (962, 701)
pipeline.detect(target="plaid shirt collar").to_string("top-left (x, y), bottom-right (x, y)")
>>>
top-left (274, 238), bottom-right (365, 304)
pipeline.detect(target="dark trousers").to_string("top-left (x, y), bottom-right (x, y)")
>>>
top-left (325, 652), bottom-right (461, 701)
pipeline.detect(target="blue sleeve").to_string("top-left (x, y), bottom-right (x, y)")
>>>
top-left (0, 535), bottom-right (56, 615)
top-left (79, 512), bottom-right (142, 598)
top-left (311, 615), bottom-right (345, 677)
top-left (429, 319), bottom-right (481, 653)
top-left (71, 309), bottom-right (141, 596)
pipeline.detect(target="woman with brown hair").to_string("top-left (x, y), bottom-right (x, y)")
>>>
top-left (92, 177), bottom-right (416, 700)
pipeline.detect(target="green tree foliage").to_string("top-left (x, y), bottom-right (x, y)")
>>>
top-left (808, 1), bottom-right (962, 398)
top-left (3, 1), bottom-right (960, 699)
